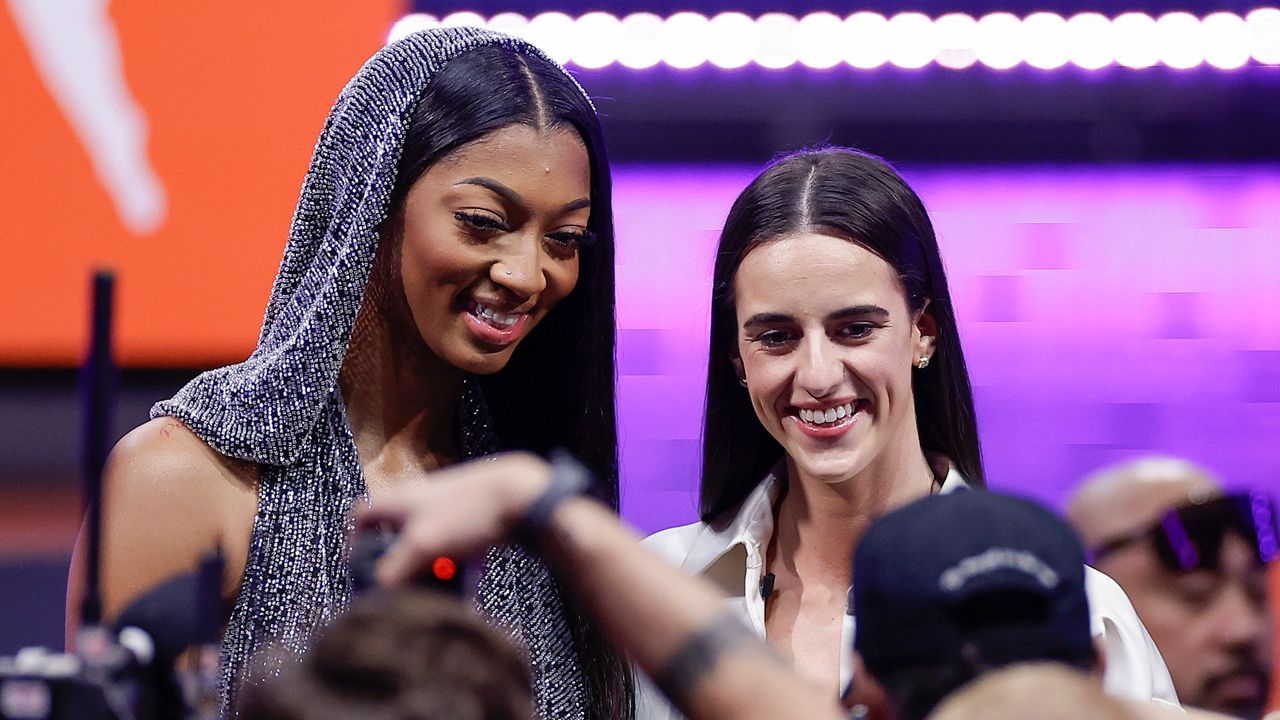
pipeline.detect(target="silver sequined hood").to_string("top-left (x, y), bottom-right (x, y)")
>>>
top-left (153, 28), bottom-right (596, 718)
top-left (156, 27), bottom-right (591, 466)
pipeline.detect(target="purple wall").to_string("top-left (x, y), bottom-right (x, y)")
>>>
top-left (614, 163), bottom-right (1280, 534)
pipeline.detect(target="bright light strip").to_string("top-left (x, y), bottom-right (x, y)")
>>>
top-left (387, 9), bottom-right (1280, 70)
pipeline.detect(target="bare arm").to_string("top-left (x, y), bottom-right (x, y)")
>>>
top-left (358, 453), bottom-right (846, 720)
top-left (66, 417), bottom-right (257, 647)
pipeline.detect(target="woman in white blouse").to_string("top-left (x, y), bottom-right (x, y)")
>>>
top-left (638, 148), bottom-right (1177, 718)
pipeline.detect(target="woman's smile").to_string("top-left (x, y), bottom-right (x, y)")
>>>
top-left (461, 297), bottom-right (533, 346)
top-left (397, 123), bottom-right (591, 374)
top-left (733, 230), bottom-right (930, 485)
top-left (786, 398), bottom-right (871, 438)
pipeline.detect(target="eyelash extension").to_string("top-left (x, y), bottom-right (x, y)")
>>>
top-left (546, 228), bottom-right (596, 248)
top-left (456, 211), bottom-right (597, 249)
top-left (454, 210), bottom-right (509, 233)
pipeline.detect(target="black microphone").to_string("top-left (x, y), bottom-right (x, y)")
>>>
top-left (760, 573), bottom-right (776, 599)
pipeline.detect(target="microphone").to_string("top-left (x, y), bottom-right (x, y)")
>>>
top-left (760, 573), bottom-right (776, 599)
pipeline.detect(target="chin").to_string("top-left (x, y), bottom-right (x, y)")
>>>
top-left (447, 347), bottom-right (518, 375)
top-left (790, 450), bottom-right (870, 485)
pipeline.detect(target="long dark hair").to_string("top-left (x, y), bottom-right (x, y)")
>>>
top-left (388, 43), bottom-right (629, 718)
top-left (701, 148), bottom-right (984, 521)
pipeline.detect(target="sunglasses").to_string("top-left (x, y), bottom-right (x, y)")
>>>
top-left (1087, 491), bottom-right (1278, 572)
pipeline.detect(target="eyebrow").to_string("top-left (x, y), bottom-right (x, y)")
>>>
top-left (829, 305), bottom-right (890, 321)
top-left (741, 305), bottom-right (889, 330)
top-left (456, 177), bottom-right (590, 213)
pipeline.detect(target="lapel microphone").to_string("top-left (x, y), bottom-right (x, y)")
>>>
top-left (760, 572), bottom-right (776, 599)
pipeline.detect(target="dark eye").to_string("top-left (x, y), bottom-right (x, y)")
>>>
top-left (1172, 573), bottom-right (1217, 610)
top-left (546, 228), bottom-right (593, 248)
top-left (454, 211), bottom-right (509, 234)
top-left (838, 323), bottom-right (876, 340)
top-left (757, 330), bottom-right (794, 349)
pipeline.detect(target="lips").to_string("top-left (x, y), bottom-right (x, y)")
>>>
top-left (462, 298), bottom-right (531, 347)
top-left (1204, 668), bottom-right (1267, 708)
top-left (787, 399), bottom-right (869, 438)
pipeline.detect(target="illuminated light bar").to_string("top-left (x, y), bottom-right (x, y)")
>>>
top-left (388, 9), bottom-right (1280, 70)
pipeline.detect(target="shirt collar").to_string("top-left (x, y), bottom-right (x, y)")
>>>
top-left (680, 464), bottom-right (783, 576)
top-left (681, 458), bottom-right (970, 578)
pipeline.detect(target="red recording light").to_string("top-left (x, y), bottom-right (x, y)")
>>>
top-left (432, 556), bottom-right (457, 581)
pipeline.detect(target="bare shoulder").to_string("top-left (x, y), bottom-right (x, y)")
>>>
top-left (67, 417), bottom-right (259, 637)
top-left (108, 417), bottom-right (258, 501)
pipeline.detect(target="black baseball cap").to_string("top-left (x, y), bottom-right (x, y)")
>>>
top-left (853, 490), bottom-right (1094, 676)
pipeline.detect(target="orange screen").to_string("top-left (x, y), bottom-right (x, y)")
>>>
top-left (1, 1), bottom-right (403, 366)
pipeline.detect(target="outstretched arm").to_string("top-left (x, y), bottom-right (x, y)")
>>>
top-left (357, 452), bottom-right (845, 720)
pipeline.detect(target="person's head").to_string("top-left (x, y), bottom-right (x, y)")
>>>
top-left (239, 589), bottom-right (533, 720)
top-left (359, 36), bottom-right (629, 717)
top-left (851, 490), bottom-right (1098, 720)
top-left (1069, 458), bottom-right (1275, 718)
top-left (362, 39), bottom-right (618, 499)
top-left (926, 663), bottom-right (1140, 720)
top-left (700, 148), bottom-right (982, 519)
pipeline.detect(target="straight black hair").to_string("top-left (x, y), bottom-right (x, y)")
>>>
top-left (388, 43), bottom-right (629, 719)
top-left (701, 148), bottom-right (984, 520)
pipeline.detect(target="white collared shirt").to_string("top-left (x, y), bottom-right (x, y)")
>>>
top-left (635, 468), bottom-right (1179, 720)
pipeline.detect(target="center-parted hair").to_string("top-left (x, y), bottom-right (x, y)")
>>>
top-left (700, 148), bottom-right (984, 520)
top-left (390, 44), bottom-right (618, 508)
top-left (385, 44), bottom-right (629, 718)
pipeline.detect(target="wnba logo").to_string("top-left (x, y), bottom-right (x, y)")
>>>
top-left (0, 1), bottom-right (397, 365)
top-left (9, 0), bottom-right (166, 235)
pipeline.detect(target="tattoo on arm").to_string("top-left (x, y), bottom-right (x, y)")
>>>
top-left (653, 613), bottom-right (773, 709)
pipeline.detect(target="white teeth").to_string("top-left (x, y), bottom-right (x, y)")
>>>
top-left (472, 303), bottom-right (519, 329)
top-left (797, 402), bottom-right (857, 426)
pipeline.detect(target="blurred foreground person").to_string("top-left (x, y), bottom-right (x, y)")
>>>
top-left (848, 490), bottom-right (1152, 720)
top-left (927, 664), bottom-right (1243, 720)
top-left (927, 664), bottom-right (1141, 720)
top-left (239, 589), bottom-right (534, 720)
top-left (1069, 458), bottom-right (1276, 718)
top-left (359, 452), bottom-right (848, 720)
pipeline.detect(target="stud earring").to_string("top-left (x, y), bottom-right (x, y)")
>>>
top-left (916, 356), bottom-right (930, 369)
top-left (737, 376), bottom-right (748, 387)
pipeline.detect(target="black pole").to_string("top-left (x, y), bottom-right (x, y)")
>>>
top-left (80, 270), bottom-right (116, 627)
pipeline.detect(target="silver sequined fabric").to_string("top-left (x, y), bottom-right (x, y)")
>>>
top-left (152, 28), bottom-right (593, 719)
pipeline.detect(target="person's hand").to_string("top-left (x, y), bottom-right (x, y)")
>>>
top-left (354, 451), bottom-right (552, 587)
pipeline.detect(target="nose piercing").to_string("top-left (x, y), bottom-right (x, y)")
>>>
top-left (505, 269), bottom-right (512, 276)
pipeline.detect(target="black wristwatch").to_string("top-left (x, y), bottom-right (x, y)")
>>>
top-left (512, 449), bottom-right (592, 547)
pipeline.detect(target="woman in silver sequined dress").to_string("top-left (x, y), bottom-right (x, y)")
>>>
top-left (67, 29), bottom-right (631, 719)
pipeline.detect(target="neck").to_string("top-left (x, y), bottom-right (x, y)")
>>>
top-left (772, 420), bottom-right (938, 584)
top-left (340, 279), bottom-right (463, 478)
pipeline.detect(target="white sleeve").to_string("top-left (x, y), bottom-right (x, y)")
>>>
top-left (1085, 566), bottom-right (1180, 706)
